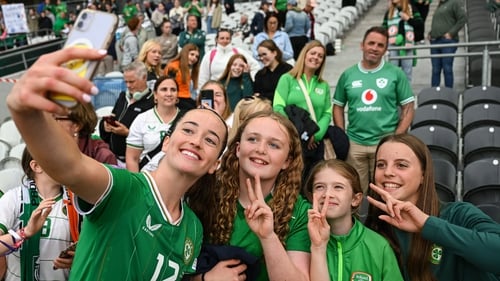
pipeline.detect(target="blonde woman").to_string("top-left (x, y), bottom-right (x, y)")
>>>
top-left (273, 40), bottom-right (331, 178)
top-left (137, 39), bottom-right (162, 87)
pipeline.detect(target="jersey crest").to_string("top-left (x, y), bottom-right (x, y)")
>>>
top-left (361, 89), bottom-right (378, 105)
top-left (183, 237), bottom-right (194, 265)
top-left (376, 78), bottom-right (388, 89)
top-left (351, 271), bottom-right (372, 281)
top-left (430, 243), bottom-right (443, 264)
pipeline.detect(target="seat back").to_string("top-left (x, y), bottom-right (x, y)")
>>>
top-left (462, 103), bottom-right (500, 135)
top-left (0, 168), bottom-right (25, 194)
top-left (463, 126), bottom-right (500, 166)
top-left (410, 125), bottom-right (459, 166)
top-left (462, 86), bottom-right (500, 110)
top-left (417, 87), bottom-right (459, 111)
top-left (0, 120), bottom-right (23, 147)
top-left (463, 158), bottom-right (500, 206)
top-left (433, 158), bottom-right (457, 202)
top-left (411, 104), bottom-right (458, 131)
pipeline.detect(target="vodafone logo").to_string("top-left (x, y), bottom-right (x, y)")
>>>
top-left (361, 89), bottom-right (377, 105)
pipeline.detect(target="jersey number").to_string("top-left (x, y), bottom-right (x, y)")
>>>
top-left (151, 253), bottom-right (180, 281)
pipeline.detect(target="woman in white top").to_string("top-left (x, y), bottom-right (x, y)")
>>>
top-left (126, 76), bottom-right (180, 172)
top-left (198, 28), bottom-right (260, 90)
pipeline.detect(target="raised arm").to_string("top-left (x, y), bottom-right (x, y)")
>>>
top-left (6, 48), bottom-right (110, 204)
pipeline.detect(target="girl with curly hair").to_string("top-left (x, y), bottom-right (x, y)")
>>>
top-left (188, 111), bottom-right (311, 281)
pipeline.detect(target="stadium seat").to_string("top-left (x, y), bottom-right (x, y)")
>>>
top-left (411, 104), bottom-right (458, 131)
top-left (0, 156), bottom-right (22, 170)
top-left (462, 103), bottom-right (500, 135)
top-left (463, 158), bottom-right (500, 206)
top-left (0, 168), bottom-right (24, 194)
top-left (462, 86), bottom-right (500, 110)
top-left (0, 139), bottom-right (10, 162)
top-left (0, 120), bottom-right (23, 147)
top-left (410, 125), bottom-right (459, 166)
top-left (433, 158), bottom-right (457, 202)
top-left (9, 143), bottom-right (26, 160)
top-left (463, 126), bottom-right (500, 166)
top-left (417, 87), bottom-right (459, 111)
top-left (476, 204), bottom-right (500, 223)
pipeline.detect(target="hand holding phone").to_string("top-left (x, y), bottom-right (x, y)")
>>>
top-left (103, 115), bottom-right (117, 126)
top-left (50, 9), bottom-right (118, 108)
top-left (200, 89), bottom-right (214, 109)
top-left (59, 243), bottom-right (77, 259)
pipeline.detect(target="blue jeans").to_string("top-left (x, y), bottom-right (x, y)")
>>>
top-left (430, 37), bottom-right (458, 88)
top-left (206, 16), bottom-right (216, 34)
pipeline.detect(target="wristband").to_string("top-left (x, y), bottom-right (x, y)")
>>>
top-left (8, 229), bottom-right (21, 242)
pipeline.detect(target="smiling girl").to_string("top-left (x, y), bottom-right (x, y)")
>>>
top-left (218, 53), bottom-right (254, 111)
top-left (305, 159), bottom-right (403, 281)
top-left (366, 134), bottom-right (500, 281)
top-left (188, 111), bottom-right (311, 281)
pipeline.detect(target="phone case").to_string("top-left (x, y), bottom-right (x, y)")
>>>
top-left (51, 10), bottom-right (118, 107)
top-left (200, 90), bottom-right (214, 109)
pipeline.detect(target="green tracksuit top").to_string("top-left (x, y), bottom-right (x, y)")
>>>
top-left (274, 73), bottom-right (332, 141)
top-left (325, 219), bottom-right (403, 281)
top-left (396, 202), bottom-right (500, 281)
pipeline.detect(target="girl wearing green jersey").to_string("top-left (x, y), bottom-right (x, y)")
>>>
top-left (305, 159), bottom-right (403, 281)
top-left (367, 134), bottom-right (500, 281)
top-left (189, 111), bottom-right (311, 281)
top-left (6, 47), bottom-right (229, 281)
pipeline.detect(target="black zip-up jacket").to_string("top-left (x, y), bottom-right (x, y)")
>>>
top-left (99, 90), bottom-right (154, 161)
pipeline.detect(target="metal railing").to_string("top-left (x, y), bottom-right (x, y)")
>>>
top-left (388, 41), bottom-right (500, 87)
top-left (0, 39), bottom-right (65, 77)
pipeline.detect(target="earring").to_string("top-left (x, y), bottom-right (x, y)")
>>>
top-left (73, 132), bottom-right (79, 138)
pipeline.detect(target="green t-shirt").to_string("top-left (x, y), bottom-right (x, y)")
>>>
top-left (229, 195), bottom-right (311, 281)
top-left (70, 166), bottom-right (202, 281)
top-left (333, 61), bottom-right (414, 145)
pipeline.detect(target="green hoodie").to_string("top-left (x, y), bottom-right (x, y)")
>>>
top-left (326, 219), bottom-right (404, 281)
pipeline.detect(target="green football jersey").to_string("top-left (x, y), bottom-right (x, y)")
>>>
top-left (333, 61), bottom-right (414, 145)
top-left (229, 195), bottom-right (311, 281)
top-left (70, 166), bottom-right (202, 281)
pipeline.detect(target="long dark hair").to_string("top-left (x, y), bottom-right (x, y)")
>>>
top-left (365, 134), bottom-right (440, 281)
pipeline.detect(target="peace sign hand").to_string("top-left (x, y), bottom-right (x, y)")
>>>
top-left (367, 183), bottom-right (429, 233)
top-left (244, 175), bottom-right (274, 239)
top-left (307, 192), bottom-right (330, 249)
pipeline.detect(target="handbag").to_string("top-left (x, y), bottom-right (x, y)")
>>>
top-left (297, 79), bottom-right (336, 160)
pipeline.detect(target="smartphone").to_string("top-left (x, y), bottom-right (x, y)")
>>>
top-left (103, 115), bottom-right (117, 126)
top-left (59, 243), bottom-right (77, 259)
top-left (200, 89), bottom-right (214, 109)
top-left (50, 9), bottom-right (118, 107)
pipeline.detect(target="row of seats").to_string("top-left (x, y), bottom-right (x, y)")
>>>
top-left (465, 0), bottom-right (500, 87)
top-left (409, 86), bottom-right (500, 222)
